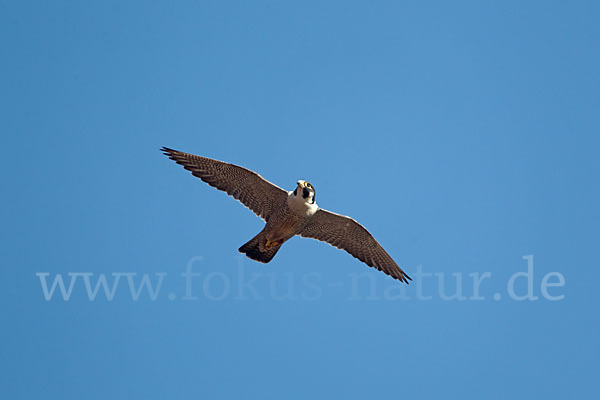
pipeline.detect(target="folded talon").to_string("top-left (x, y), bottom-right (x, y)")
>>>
top-left (265, 239), bottom-right (282, 249)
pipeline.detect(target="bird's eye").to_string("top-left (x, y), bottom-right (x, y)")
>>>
top-left (306, 183), bottom-right (311, 188)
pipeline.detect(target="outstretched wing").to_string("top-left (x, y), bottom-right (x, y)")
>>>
top-left (161, 147), bottom-right (288, 221)
top-left (299, 209), bottom-right (411, 283)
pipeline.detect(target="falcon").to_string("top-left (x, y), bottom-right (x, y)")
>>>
top-left (161, 147), bottom-right (411, 283)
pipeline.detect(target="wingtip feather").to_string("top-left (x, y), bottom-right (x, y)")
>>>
top-left (160, 146), bottom-right (177, 156)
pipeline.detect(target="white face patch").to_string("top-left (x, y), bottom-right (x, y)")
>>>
top-left (288, 182), bottom-right (318, 216)
top-left (295, 180), bottom-right (315, 204)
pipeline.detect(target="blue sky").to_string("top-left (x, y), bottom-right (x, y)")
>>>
top-left (1, 1), bottom-right (598, 399)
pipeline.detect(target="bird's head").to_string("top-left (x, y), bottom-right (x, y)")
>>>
top-left (294, 180), bottom-right (316, 204)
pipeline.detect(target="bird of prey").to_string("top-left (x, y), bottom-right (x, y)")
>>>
top-left (161, 147), bottom-right (411, 283)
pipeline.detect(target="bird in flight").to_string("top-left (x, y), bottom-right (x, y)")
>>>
top-left (161, 147), bottom-right (411, 283)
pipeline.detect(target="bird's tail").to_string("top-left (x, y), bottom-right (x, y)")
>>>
top-left (238, 232), bottom-right (281, 264)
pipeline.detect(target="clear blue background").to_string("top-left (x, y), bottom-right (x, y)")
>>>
top-left (1, 1), bottom-right (598, 399)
